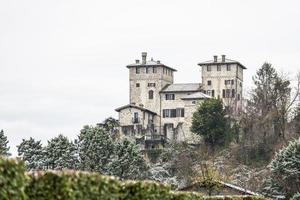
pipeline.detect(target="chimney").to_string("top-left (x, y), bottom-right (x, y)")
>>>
top-left (213, 55), bottom-right (218, 62)
top-left (142, 52), bottom-right (147, 64)
top-left (221, 55), bottom-right (226, 62)
top-left (135, 59), bottom-right (140, 64)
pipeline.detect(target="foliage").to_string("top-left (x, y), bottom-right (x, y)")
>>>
top-left (291, 193), bottom-right (300, 200)
top-left (0, 158), bottom-right (27, 200)
top-left (263, 137), bottom-right (300, 199)
top-left (77, 125), bottom-right (114, 173)
top-left (193, 163), bottom-right (222, 196)
top-left (0, 130), bottom-right (10, 156)
top-left (43, 134), bottom-right (78, 170)
top-left (17, 137), bottom-right (44, 170)
top-left (293, 103), bottom-right (300, 135)
top-left (191, 99), bottom-right (230, 147)
top-left (98, 117), bottom-right (120, 138)
top-left (0, 157), bottom-right (266, 200)
top-left (107, 138), bottom-right (148, 180)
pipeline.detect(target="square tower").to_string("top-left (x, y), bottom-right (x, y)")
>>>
top-left (126, 52), bottom-right (177, 114)
top-left (198, 55), bottom-right (246, 115)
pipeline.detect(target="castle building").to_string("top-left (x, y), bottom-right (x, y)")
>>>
top-left (115, 53), bottom-right (246, 149)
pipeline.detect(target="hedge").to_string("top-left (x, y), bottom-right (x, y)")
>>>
top-left (0, 157), bottom-right (266, 200)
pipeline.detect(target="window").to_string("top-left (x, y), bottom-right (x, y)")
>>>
top-left (232, 89), bottom-right (235, 98)
top-left (217, 65), bottom-right (221, 71)
top-left (163, 109), bottom-right (170, 118)
top-left (176, 108), bottom-right (185, 117)
top-left (148, 83), bottom-right (156, 87)
top-left (192, 101), bottom-right (196, 104)
top-left (226, 64), bottom-right (231, 71)
top-left (163, 108), bottom-right (184, 118)
top-left (206, 90), bottom-right (215, 97)
top-left (207, 90), bottom-right (212, 96)
top-left (133, 112), bottom-right (139, 123)
top-left (146, 67), bottom-right (149, 74)
top-left (225, 80), bottom-right (234, 85)
top-left (148, 90), bottom-right (154, 99)
top-left (170, 109), bottom-right (176, 118)
top-left (237, 94), bottom-right (241, 101)
top-left (165, 93), bottom-right (175, 100)
top-left (222, 89), bottom-right (225, 98)
top-left (153, 67), bottom-right (157, 73)
top-left (136, 67), bottom-right (140, 74)
top-left (136, 83), bottom-right (140, 87)
top-left (207, 80), bottom-right (212, 86)
top-left (207, 65), bottom-right (211, 71)
top-left (240, 82), bottom-right (242, 87)
top-left (226, 89), bottom-right (231, 98)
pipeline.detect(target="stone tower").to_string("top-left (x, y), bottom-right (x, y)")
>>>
top-left (198, 55), bottom-right (246, 114)
top-left (126, 52), bottom-right (177, 114)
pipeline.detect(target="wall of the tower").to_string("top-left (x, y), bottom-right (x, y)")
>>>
top-left (129, 66), bottom-right (174, 114)
top-left (201, 63), bottom-right (244, 114)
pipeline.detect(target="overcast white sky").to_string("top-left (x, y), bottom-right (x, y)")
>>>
top-left (1, 0), bottom-right (300, 155)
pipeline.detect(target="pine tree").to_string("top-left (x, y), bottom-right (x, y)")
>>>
top-left (107, 138), bottom-right (148, 180)
top-left (191, 99), bottom-right (229, 147)
top-left (0, 130), bottom-right (11, 156)
top-left (44, 134), bottom-right (78, 170)
top-left (263, 137), bottom-right (300, 198)
top-left (77, 125), bottom-right (114, 173)
top-left (17, 137), bottom-right (44, 170)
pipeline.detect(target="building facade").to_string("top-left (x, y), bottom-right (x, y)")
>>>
top-left (115, 53), bottom-right (246, 149)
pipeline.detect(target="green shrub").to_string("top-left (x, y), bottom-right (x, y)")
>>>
top-left (0, 157), bottom-right (266, 200)
top-left (0, 157), bottom-right (27, 200)
top-left (26, 171), bottom-right (122, 200)
top-left (121, 180), bottom-right (171, 200)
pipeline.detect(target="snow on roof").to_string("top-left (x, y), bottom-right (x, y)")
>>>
top-left (127, 59), bottom-right (177, 71)
top-left (161, 83), bottom-right (202, 93)
top-left (181, 92), bottom-right (211, 100)
top-left (115, 104), bottom-right (157, 115)
top-left (198, 58), bottom-right (246, 69)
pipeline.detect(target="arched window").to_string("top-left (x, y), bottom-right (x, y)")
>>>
top-left (148, 90), bottom-right (154, 99)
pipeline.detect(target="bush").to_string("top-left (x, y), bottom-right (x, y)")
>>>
top-left (0, 157), bottom-right (266, 200)
top-left (263, 137), bottom-right (300, 198)
top-left (0, 157), bottom-right (27, 200)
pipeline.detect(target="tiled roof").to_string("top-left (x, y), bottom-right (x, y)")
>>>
top-left (115, 104), bottom-right (157, 115)
top-left (198, 58), bottom-right (246, 69)
top-left (161, 83), bottom-right (202, 93)
top-left (127, 59), bottom-right (177, 72)
top-left (181, 92), bottom-right (211, 100)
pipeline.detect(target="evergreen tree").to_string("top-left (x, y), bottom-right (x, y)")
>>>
top-left (0, 130), bottom-right (10, 156)
top-left (191, 99), bottom-right (229, 147)
top-left (44, 134), bottom-right (78, 170)
top-left (17, 137), bottom-right (44, 170)
top-left (263, 137), bottom-right (300, 199)
top-left (107, 138), bottom-right (148, 180)
top-left (77, 125), bottom-right (114, 173)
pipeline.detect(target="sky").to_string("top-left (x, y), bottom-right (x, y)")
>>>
top-left (1, 0), bottom-right (300, 156)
